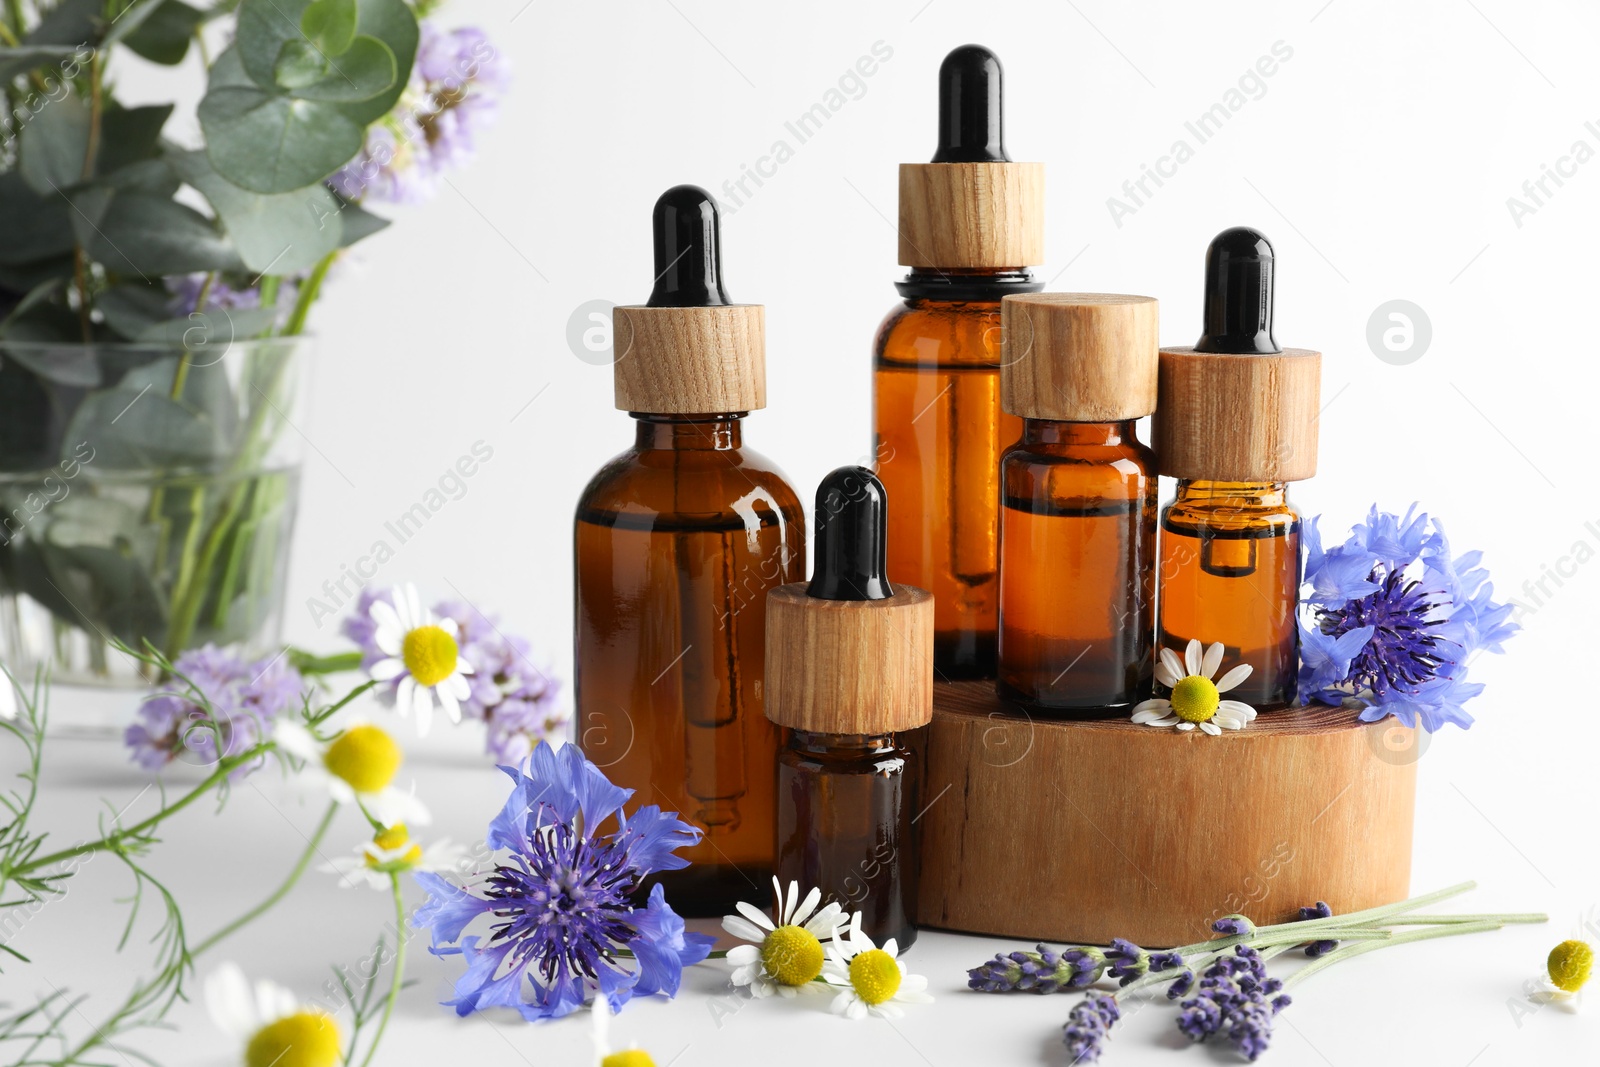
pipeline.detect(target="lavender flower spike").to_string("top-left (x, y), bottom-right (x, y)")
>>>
top-left (1213, 914), bottom-right (1256, 937)
top-left (1298, 901), bottom-right (1339, 957)
top-left (1062, 993), bottom-right (1120, 1063)
top-left (1177, 945), bottom-right (1290, 1062)
top-left (1104, 938), bottom-right (1149, 985)
top-left (968, 944), bottom-right (1104, 993)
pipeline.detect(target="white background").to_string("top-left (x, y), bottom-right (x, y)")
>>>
top-left (19, 1), bottom-right (1600, 1065)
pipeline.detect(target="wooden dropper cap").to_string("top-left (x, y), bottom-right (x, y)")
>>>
top-left (766, 467), bottom-right (933, 735)
top-left (1156, 227), bottom-right (1321, 482)
top-left (1000, 293), bottom-right (1159, 421)
top-left (612, 185), bottom-right (765, 414)
top-left (898, 45), bottom-right (1043, 270)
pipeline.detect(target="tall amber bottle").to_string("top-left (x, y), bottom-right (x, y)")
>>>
top-left (996, 294), bottom-right (1160, 711)
top-left (574, 186), bottom-right (805, 914)
top-left (767, 466), bottom-right (933, 949)
top-left (1155, 228), bottom-right (1321, 711)
top-left (873, 44), bottom-right (1044, 679)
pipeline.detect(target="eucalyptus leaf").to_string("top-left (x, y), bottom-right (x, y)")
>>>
top-left (287, 35), bottom-right (395, 103)
top-left (24, 0), bottom-right (104, 46)
top-left (236, 0), bottom-right (414, 122)
top-left (273, 38), bottom-right (328, 89)
top-left (63, 385), bottom-right (225, 470)
top-left (18, 91), bottom-right (91, 195)
top-left (119, 355), bottom-right (240, 444)
top-left (95, 105), bottom-right (175, 177)
top-left (332, 193), bottom-right (390, 247)
top-left (301, 0), bottom-right (356, 57)
top-left (98, 157), bottom-right (182, 197)
top-left (0, 303), bottom-right (83, 344)
top-left (78, 190), bottom-right (243, 276)
top-left (121, 0), bottom-right (205, 64)
top-left (0, 331), bottom-right (100, 386)
top-left (198, 84), bottom-right (364, 194)
top-left (0, 45), bottom-right (79, 81)
top-left (0, 175), bottom-right (75, 266)
top-left (97, 284), bottom-right (176, 340)
top-left (138, 308), bottom-right (280, 349)
top-left (168, 149), bottom-right (342, 273)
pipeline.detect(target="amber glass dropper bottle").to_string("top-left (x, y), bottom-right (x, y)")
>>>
top-left (767, 466), bottom-right (933, 949)
top-left (1155, 228), bottom-right (1321, 711)
top-left (873, 44), bottom-right (1044, 679)
top-left (574, 185), bottom-right (805, 915)
top-left (997, 294), bottom-right (1160, 712)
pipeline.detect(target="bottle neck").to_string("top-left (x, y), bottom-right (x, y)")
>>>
top-left (1020, 418), bottom-right (1139, 448)
top-left (788, 729), bottom-right (896, 756)
top-left (1173, 480), bottom-right (1290, 509)
top-left (895, 266), bottom-right (1041, 303)
top-left (631, 413), bottom-right (745, 451)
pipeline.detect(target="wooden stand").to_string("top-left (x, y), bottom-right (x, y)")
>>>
top-left (916, 683), bottom-right (1415, 948)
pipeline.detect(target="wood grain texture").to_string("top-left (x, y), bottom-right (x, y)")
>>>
top-left (611, 304), bottom-right (765, 413)
top-left (1155, 346), bottom-right (1321, 481)
top-left (897, 162), bottom-right (1044, 269)
top-left (1000, 293), bottom-right (1160, 421)
top-left (765, 584), bottom-right (934, 734)
top-left (916, 682), bottom-right (1415, 947)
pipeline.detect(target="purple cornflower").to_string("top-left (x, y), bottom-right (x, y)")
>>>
top-left (125, 645), bottom-right (302, 777)
top-left (1213, 915), bottom-right (1256, 937)
top-left (1062, 993), bottom-right (1120, 1063)
top-left (328, 21), bottom-right (509, 204)
top-left (344, 587), bottom-right (567, 760)
top-left (1298, 901), bottom-right (1338, 957)
top-left (1177, 945), bottom-right (1290, 1062)
top-left (1104, 938), bottom-right (1149, 985)
top-left (413, 742), bottom-right (713, 1020)
top-left (967, 945), bottom-right (1104, 993)
top-left (1298, 505), bottom-right (1518, 731)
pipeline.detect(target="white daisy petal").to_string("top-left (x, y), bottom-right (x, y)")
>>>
top-left (735, 901), bottom-right (777, 933)
top-left (1160, 647), bottom-right (1185, 681)
top-left (792, 886), bottom-right (821, 928)
top-left (1219, 700), bottom-right (1257, 721)
top-left (1132, 706), bottom-right (1172, 725)
top-left (272, 720), bottom-right (318, 761)
top-left (1184, 639), bottom-right (1203, 677)
top-left (1176, 721), bottom-right (1196, 731)
top-left (1201, 642), bottom-right (1224, 680)
top-left (1199, 721), bottom-right (1222, 735)
top-left (438, 617), bottom-right (458, 637)
top-left (446, 672), bottom-right (471, 700)
top-left (785, 880), bottom-right (799, 924)
top-left (395, 677), bottom-right (417, 719)
top-left (369, 658), bottom-right (406, 682)
top-left (438, 686), bottom-right (462, 725)
top-left (1154, 660), bottom-right (1181, 688)
top-left (722, 917), bottom-right (767, 943)
top-left (1215, 664), bottom-right (1254, 693)
top-left (204, 963), bottom-right (259, 1039)
top-left (725, 944), bottom-right (760, 965)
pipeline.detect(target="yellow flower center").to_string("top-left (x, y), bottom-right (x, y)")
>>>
top-left (847, 948), bottom-right (902, 1006)
top-left (245, 1012), bottom-right (340, 1067)
top-left (1170, 675), bottom-right (1220, 723)
top-left (323, 724), bottom-right (402, 794)
top-left (1548, 939), bottom-right (1594, 994)
top-left (601, 1053), bottom-right (655, 1067)
top-left (402, 625), bottom-right (458, 687)
top-left (364, 824), bottom-right (424, 869)
top-left (760, 924), bottom-right (825, 986)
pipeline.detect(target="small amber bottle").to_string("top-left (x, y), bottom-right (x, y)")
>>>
top-left (997, 294), bottom-right (1160, 712)
top-left (873, 44), bottom-right (1044, 680)
top-left (574, 186), bottom-right (805, 914)
top-left (1155, 228), bottom-right (1321, 711)
top-left (766, 466), bottom-right (933, 949)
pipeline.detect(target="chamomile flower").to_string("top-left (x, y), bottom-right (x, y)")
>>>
top-left (1131, 640), bottom-right (1257, 736)
top-left (722, 878), bottom-right (855, 997)
top-left (205, 962), bottom-right (340, 1067)
top-left (591, 993), bottom-right (655, 1066)
top-left (273, 719), bottom-right (431, 827)
top-left (1534, 939), bottom-right (1593, 1012)
top-left (822, 933), bottom-right (933, 1020)
top-left (367, 583), bottom-right (475, 737)
top-left (320, 824), bottom-right (466, 890)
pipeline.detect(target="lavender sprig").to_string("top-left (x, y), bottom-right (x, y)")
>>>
top-left (968, 944), bottom-right (1104, 993)
top-left (1298, 901), bottom-right (1339, 957)
top-left (1062, 993), bottom-right (1120, 1063)
top-left (1176, 945), bottom-right (1291, 1062)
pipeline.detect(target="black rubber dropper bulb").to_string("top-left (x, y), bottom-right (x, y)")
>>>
top-left (807, 466), bottom-right (895, 602)
top-left (1194, 226), bottom-right (1281, 354)
top-left (931, 44), bottom-right (1009, 163)
top-left (646, 184), bottom-right (731, 308)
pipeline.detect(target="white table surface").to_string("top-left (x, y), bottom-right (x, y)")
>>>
top-left (6, 686), bottom-right (1595, 1067)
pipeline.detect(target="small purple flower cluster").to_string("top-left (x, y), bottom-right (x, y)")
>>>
top-left (1104, 938), bottom-right (1149, 985)
top-left (125, 645), bottom-right (302, 777)
top-left (328, 21), bottom-right (510, 204)
top-left (967, 944), bottom-right (1104, 993)
top-left (1177, 945), bottom-right (1291, 1062)
top-left (1212, 915), bottom-right (1256, 937)
top-left (344, 587), bottom-right (566, 762)
top-left (1298, 901), bottom-right (1338, 957)
top-left (1062, 993), bottom-right (1120, 1063)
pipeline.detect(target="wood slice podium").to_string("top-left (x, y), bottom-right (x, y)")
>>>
top-left (915, 683), bottom-right (1416, 948)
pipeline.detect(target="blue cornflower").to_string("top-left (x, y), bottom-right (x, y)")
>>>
top-left (1062, 993), bottom-right (1120, 1063)
top-left (413, 742), bottom-right (713, 1021)
top-left (1298, 505), bottom-right (1518, 731)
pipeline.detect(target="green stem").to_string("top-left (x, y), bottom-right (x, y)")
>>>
top-left (283, 251), bottom-right (337, 336)
top-left (290, 649), bottom-right (365, 676)
top-left (356, 876), bottom-right (407, 1067)
top-left (1384, 912), bottom-right (1548, 926)
top-left (191, 802), bottom-right (338, 956)
top-left (1281, 920), bottom-right (1505, 989)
